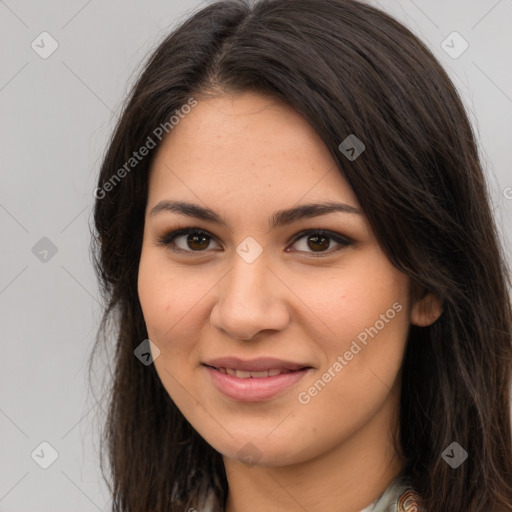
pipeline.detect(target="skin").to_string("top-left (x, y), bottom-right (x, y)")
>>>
top-left (137, 91), bottom-right (442, 512)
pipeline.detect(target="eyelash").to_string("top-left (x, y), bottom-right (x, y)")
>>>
top-left (155, 227), bottom-right (353, 257)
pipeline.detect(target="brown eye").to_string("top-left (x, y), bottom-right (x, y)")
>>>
top-left (157, 228), bottom-right (221, 253)
top-left (185, 232), bottom-right (211, 250)
top-left (157, 228), bottom-right (352, 257)
top-left (305, 234), bottom-right (330, 252)
top-left (288, 230), bottom-right (353, 256)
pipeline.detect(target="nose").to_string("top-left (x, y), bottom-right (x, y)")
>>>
top-left (210, 251), bottom-right (290, 341)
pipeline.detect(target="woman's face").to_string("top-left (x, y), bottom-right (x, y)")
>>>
top-left (138, 91), bottom-right (437, 467)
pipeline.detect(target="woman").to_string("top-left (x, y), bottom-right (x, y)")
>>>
top-left (90, 1), bottom-right (512, 511)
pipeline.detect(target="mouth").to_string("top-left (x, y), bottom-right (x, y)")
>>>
top-left (204, 366), bottom-right (300, 378)
top-left (201, 357), bottom-right (313, 402)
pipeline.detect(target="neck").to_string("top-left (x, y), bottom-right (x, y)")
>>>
top-left (222, 387), bottom-right (405, 512)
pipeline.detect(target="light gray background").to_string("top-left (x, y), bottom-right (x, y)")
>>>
top-left (1, 1), bottom-right (511, 511)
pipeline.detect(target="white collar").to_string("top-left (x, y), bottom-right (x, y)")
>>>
top-left (195, 471), bottom-right (424, 512)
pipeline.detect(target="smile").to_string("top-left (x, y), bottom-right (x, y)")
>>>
top-left (213, 366), bottom-right (293, 378)
top-left (203, 364), bottom-right (312, 402)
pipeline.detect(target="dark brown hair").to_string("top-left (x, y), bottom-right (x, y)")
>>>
top-left (89, 0), bottom-right (512, 510)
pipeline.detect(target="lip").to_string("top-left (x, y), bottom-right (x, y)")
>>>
top-left (202, 357), bottom-right (313, 402)
top-left (202, 356), bottom-right (311, 372)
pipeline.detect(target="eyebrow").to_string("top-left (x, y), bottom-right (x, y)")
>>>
top-left (150, 200), bottom-right (361, 229)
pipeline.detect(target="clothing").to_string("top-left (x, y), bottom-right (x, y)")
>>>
top-left (197, 471), bottom-right (425, 512)
top-left (359, 472), bottom-right (425, 511)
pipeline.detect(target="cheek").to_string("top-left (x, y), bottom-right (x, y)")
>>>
top-left (137, 250), bottom-right (167, 334)
top-left (138, 248), bottom-right (197, 336)
top-left (137, 247), bottom-right (214, 376)
top-left (137, 250), bottom-right (200, 398)
top-left (294, 270), bottom-right (409, 443)
top-left (298, 257), bottom-right (411, 390)
top-left (292, 258), bottom-right (409, 340)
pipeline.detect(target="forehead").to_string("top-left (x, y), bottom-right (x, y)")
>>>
top-left (148, 91), bottom-right (360, 215)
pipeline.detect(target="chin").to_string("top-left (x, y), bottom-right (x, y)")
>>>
top-left (205, 432), bottom-right (313, 468)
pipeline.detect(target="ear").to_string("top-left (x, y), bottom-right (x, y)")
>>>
top-left (410, 288), bottom-right (443, 327)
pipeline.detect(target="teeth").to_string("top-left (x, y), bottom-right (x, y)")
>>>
top-left (251, 370), bottom-right (270, 378)
top-left (216, 367), bottom-right (292, 378)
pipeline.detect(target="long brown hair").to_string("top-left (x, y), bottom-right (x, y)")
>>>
top-left (89, 1), bottom-right (512, 510)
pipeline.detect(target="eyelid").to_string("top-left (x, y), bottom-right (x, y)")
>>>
top-left (155, 227), bottom-right (354, 256)
top-left (288, 228), bottom-right (353, 249)
top-left (155, 228), bottom-right (222, 253)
